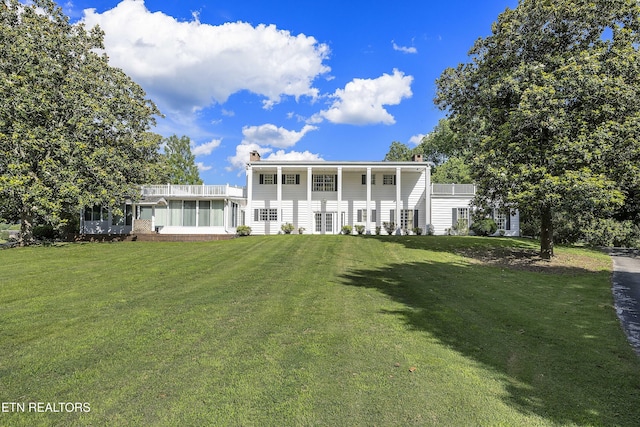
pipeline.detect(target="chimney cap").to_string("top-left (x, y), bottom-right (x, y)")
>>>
top-left (412, 153), bottom-right (424, 162)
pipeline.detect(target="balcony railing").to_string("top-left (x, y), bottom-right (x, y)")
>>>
top-left (431, 183), bottom-right (476, 196)
top-left (141, 184), bottom-right (246, 198)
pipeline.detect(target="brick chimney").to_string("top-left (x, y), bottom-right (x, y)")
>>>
top-left (250, 151), bottom-right (261, 162)
top-left (412, 153), bottom-right (424, 162)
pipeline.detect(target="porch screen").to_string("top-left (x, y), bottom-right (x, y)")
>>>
top-left (212, 201), bottom-right (224, 226)
top-left (169, 201), bottom-right (182, 226)
top-left (183, 201), bottom-right (196, 226)
top-left (155, 206), bottom-right (167, 226)
top-left (198, 201), bottom-right (210, 227)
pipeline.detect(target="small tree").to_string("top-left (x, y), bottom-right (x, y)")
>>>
top-left (163, 135), bottom-right (202, 185)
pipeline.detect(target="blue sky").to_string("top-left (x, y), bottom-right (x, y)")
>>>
top-left (61, 0), bottom-right (518, 186)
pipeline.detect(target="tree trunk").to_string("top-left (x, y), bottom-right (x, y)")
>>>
top-left (540, 205), bottom-right (554, 260)
top-left (19, 206), bottom-right (34, 247)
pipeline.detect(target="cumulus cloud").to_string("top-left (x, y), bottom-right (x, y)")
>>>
top-left (266, 150), bottom-right (323, 162)
top-left (241, 124), bottom-right (317, 148)
top-left (227, 124), bottom-right (322, 171)
top-left (409, 133), bottom-right (426, 146)
top-left (392, 41), bottom-right (418, 54)
top-left (81, 0), bottom-right (330, 113)
top-left (196, 162), bottom-right (212, 172)
top-left (315, 69), bottom-right (413, 125)
top-left (192, 138), bottom-right (222, 156)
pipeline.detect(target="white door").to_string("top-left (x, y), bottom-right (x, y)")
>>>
top-left (315, 212), bottom-right (335, 234)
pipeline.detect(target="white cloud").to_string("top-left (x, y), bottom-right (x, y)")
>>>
top-left (409, 133), bottom-right (426, 146)
top-left (81, 0), bottom-right (330, 114)
top-left (227, 143), bottom-right (272, 172)
top-left (266, 150), bottom-right (323, 162)
top-left (316, 69), bottom-right (413, 125)
top-left (241, 124), bottom-right (317, 148)
top-left (196, 162), bottom-right (212, 172)
top-left (392, 41), bottom-right (418, 54)
top-left (192, 138), bottom-right (222, 156)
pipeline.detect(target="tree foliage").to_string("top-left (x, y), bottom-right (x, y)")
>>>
top-left (162, 135), bottom-right (202, 185)
top-left (0, 0), bottom-right (163, 244)
top-left (436, 0), bottom-right (640, 258)
top-left (383, 119), bottom-right (472, 183)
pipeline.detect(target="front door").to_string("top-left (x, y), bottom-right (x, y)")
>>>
top-left (315, 212), bottom-right (335, 234)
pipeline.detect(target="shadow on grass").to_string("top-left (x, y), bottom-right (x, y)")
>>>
top-left (340, 238), bottom-right (640, 426)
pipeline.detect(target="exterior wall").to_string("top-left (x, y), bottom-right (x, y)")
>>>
top-left (248, 165), bottom-right (429, 235)
top-left (431, 196), bottom-right (520, 236)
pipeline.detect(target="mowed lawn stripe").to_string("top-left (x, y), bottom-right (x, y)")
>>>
top-left (0, 236), bottom-right (638, 426)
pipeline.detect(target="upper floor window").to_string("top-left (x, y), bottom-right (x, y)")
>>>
top-left (259, 174), bottom-right (277, 185)
top-left (283, 174), bottom-right (300, 185)
top-left (312, 174), bottom-right (337, 192)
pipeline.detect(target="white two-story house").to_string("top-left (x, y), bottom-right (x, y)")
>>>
top-left (80, 151), bottom-right (519, 237)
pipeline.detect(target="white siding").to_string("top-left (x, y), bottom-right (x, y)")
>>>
top-left (431, 196), bottom-right (474, 235)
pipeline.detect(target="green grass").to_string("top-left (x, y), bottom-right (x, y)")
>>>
top-left (0, 236), bottom-right (639, 426)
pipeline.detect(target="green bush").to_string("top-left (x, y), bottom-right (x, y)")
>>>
top-left (383, 222), bottom-right (395, 235)
top-left (451, 218), bottom-right (469, 236)
top-left (470, 218), bottom-right (497, 236)
top-left (341, 225), bottom-right (352, 235)
top-left (33, 224), bottom-right (56, 240)
top-left (375, 226), bottom-right (381, 235)
top-left (412, 227), bottom-right (423, 235)
top-left (281, 223), bottom-right (295, 234)
top-left (236, 225), bottom-right (251, 236)
top-left (582, 219), bottom-right (640, 247)
top-left (354, 224), bottom-right (365, 235)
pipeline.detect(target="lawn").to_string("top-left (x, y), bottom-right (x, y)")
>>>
top-left (0, 236), bottom-right (639, 426)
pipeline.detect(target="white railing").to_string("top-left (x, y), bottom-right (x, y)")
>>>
top-left (431, 183), bottom-right (476, 195)
top-left (141, 184), bottom-right (246, 198)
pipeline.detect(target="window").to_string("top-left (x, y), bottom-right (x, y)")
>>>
top-left (362, 174), bottom-right (377, 185)
top-left (183, 201), bottom-right (196, 226)
top-left (112, 204), bottom-right (133, 226)
top-left (139, 206), bottom-right (153, 220)
top-left (494, 210), bottom-right (510, 230)
top-left (453, 207), bottom-right (470, 228)
top-left (259, 174), bottom-right (277, 184)
top-left (254, 208), bottom-right (278, 221)
top-left (283, 174), bottom-right (300, 185)
top-left (383, 174), bottom-right (396, 185)
top-left (198, 201), bottom-right (210, 227)
top-left (400, 209), bottom-right (419, 229)
top-left (84, 205), bottom-right (103, 221)
top-left (312, 174), bottom-right (337, 192)
top-left (371, 209), bottom-right (377, 223)
top-left (357, 209), bottom-right (367, 223)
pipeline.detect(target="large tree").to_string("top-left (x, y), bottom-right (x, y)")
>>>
top-left (162, 135), bottom-right (202, 185)
top-left (0, 0), bottom-right (162, 244)
top-left (436, 0), bottom-right (640, 258)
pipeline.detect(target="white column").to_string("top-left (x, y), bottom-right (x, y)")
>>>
top-left (245, 166), bottom-right (253, 229)
top-left (337, 167), bottom-right (342, 231)
top-left (366, 167), bottom-right (372, 233)
top-left (307, 167), bottom-right (313, 233)
top-left (396, 167), bottom-right (402, 234)
top-left (277, 166), bottom-right (282, 225)
top-left (425, 165), bottom-right (431, 232)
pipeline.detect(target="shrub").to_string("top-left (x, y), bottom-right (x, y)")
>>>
top-left (470, 218), bottom-right (498, 236)
top-left (582, 219), bottom-right (640, 247)
top-left (412, 227), bottom-right (423, 235)
top-left (383, 222), bottom-right (395, 235)
top-left (33, 224), bottom-right (56, 240)
top-left (426, 224), bottom-right (435, 235)
top-left (451, 218), bottom-right (469, 236)
top-left (341, 225), bottom-right (352, 235)
top-left (236, 225), bottom-right (251, 236)
top-left (298, 227), bottom-right (305, 234)
top-left (375, 226), bottom-right (381, 235)
top-left (281, 223), bottom-right (295, 234)
top-left (354, 224), bottom-right (365, 235)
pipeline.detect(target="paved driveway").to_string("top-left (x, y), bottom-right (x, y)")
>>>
top-left (609, 248), bottom-right (640, 355)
